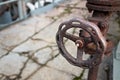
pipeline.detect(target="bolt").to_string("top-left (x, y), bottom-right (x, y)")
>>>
top-left (76, 43), bottom-right (80, 47)
top-left (75, 40), bottom-right (84, 48)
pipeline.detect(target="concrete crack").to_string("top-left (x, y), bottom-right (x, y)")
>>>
top-left (0, 20), bottom-right (56, 60)
top-left (24, 53), bottom-right (60, 80)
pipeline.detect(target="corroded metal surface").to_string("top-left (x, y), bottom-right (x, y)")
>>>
top-left (56, 0), bottom-right (119, 80)
top-left (86, 3), bottom-right (120, 11)
top-left (87, 0), bottom-right (120, 6)
top-left (56, 19), bottom-right (106, 68)
top-left (87, 0), bottom-right (120, 11)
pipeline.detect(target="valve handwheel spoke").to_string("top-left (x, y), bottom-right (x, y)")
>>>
top-left (77, 47), bottom-right (83, 61)
top-left (64, 33), bottom-right (80, 42)
top-left (56, 18), bottom-right (107, 68)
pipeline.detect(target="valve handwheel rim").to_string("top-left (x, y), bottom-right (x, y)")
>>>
top-left (56, 18), bottom-right (107, 68)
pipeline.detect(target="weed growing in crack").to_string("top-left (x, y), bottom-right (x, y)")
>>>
top-left (73, 69), bottom-right (85, 80)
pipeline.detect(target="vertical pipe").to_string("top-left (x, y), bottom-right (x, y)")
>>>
top-left (87, 65), bottom-right (99, 80)
top-left (18, 0), bottom-right (24, 19)
top-left (87, 10), bottom-right (112, 80)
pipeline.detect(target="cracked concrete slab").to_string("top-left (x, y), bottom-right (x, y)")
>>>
top-left (65, 40), bottom-right (78, 58)
top-left (75, 0), bottom-right (86, 8)
top-left (0, 15), bottom-right (53, 53)
top-left (0, 23), bottom-right (35, 49)
top-left (32, 19), bottom-right (62, 44)
top-left (47, 55), bottom-right (83, 77)
top-left (20, 15), bottom-right (53, 30)
top-left (51, 49), bottom-right (59, 58)
top-left (0, 53), bottom-right (27, 76)
top-left (25, 15), bottom-right (54, 33)
top-left (33, 48), bottom-right (52, 64)
top-left (28, 67), bottom-right (74, 80)
top-left (12, 39), bottom-right (48, 53)
top-left (0, 47), bottom-right (8, 58)
top-left (21, 60), bottom-right (40, 80)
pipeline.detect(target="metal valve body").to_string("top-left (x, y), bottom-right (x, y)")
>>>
top-left (56, 0), bottom-right (120, 80)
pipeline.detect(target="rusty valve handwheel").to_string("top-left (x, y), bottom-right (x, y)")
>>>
top-left (56, 18), bottom-right (107, 68)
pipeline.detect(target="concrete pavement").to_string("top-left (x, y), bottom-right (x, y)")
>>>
top-left (0, 0), bottom-right (120, 80)
top-left (0, 0), bottom-right (88, 80)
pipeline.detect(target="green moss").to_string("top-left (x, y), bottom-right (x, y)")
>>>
top-left (73, 69), bottom-right (85, 80)
top-left (64, 7), bottom-right (72, 14)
